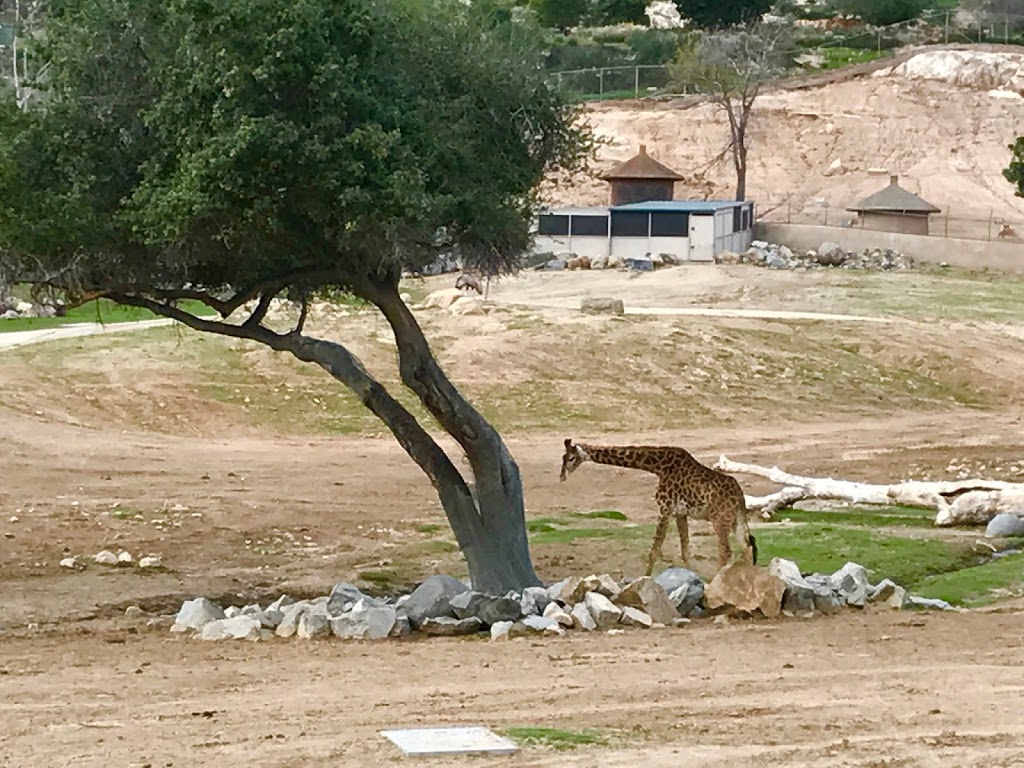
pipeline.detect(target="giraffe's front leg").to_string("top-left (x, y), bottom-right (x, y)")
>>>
top-left (674, 512), bottom-right (691, 569)
top-left (646, 508), bottom-right (672, 577)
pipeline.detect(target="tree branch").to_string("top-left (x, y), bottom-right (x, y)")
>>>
top-left (106, 290), bottom-right (481, 541)
top-left (356, 275), bottom-right (517, 499)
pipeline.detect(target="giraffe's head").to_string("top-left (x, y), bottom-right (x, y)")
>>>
top-left (560, 438), bottom-right (589, 481)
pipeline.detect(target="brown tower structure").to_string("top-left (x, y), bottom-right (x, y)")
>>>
top-left (599, 144), bottom-right (684, 206)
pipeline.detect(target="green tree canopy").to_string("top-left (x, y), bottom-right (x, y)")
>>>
top-left (528, 0), bottom-right (587, 29)
top-left (832, 0), bottom-right (928, 27)
top-left (0, 0), bottom-right (593, 593)
top-left (676, 0), bottom-right (773, 29)
top-left (1004, 137), bottom-right (1024, 197)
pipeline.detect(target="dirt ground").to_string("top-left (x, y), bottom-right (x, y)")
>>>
top-left (3, 266), bottom-right (1024, 766)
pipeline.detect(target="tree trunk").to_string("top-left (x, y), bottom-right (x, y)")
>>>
top-left (715, 455), bottom-right (1024, 527)
top-left (357, 275), bottom-right (542, 593)
top-left (110, 286), bottom-right (542, 594)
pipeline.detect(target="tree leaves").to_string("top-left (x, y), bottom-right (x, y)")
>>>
top-left (0, 0), bottom-right (594, 298)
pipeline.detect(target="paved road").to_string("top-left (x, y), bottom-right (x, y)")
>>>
top-left (0, 318), bottom-right (175, 352)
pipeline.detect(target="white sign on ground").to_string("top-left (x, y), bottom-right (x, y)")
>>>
top-left (380, 726), bottom-right (519, 757)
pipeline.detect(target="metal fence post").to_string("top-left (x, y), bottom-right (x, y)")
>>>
top-left (634, 66), bottom-right (640, 99)
top-left (599, 68), bottom-right (604, 101)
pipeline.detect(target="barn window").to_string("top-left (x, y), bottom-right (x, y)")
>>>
top-left (610, 211), bottom-right (649, 237)
top-left (538, 214), bottom-right (569, 236)
top-left (742, 206), bottom-right (752, 230)
top-left (650, 212), bottom-right (689, 237)
top-left (732, 206), bottom-right (742, 233)
top-left (570, 215), bottom-right (609, 237)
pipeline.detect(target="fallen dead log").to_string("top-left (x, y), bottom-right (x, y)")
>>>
top-left (716, 456), bottom-right (1024, 527)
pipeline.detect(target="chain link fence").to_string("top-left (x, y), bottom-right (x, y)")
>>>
top-left (552, 10), bottom-right (1024, 102)
top-left (759, 198), bottom-right (1024, 243)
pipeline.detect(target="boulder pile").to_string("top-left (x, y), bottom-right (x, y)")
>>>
top-left (167, 558), bottom-right (959, 643)
top-left (718, 240), bottom-right (915, 271)
top-left (0, 295), bottom-right (66, 320)
top-left (530, 251), bottom-right (679, 272)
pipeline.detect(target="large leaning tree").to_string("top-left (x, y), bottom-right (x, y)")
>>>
top-left (0, 0), bottom-right (593, 593)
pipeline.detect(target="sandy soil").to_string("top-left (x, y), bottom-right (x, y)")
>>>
top-left (3, 266), bottom-right (1024, 766)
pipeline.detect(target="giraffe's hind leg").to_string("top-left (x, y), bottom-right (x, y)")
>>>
top-left (712, 516), bottom-right (732, 570)
top-left (674, 511), bottom-right (691, 569)
top-left (646, 502), bottom-right (673, 577)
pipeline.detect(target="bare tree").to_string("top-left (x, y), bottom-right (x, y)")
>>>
top-left (2, 0), bottom-right (46, 109)
top-left (669, 22), bottom-right (791, 201)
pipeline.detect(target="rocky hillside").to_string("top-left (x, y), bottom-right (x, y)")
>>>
top-left (549, 47), bottom-right (1024, 227)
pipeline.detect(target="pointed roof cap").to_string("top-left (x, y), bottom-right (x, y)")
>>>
top-left (848, 175), bottom-right (941, 214)
top-left (599, 144), bottom-right (684, 182)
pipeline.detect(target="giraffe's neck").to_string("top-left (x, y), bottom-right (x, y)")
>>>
top-left (579, 444), bottom-right (668, 475)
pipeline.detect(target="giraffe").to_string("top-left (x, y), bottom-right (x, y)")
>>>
top-left (559, 438), bottom-right (757, 576)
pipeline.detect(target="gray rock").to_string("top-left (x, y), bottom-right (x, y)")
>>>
top-left (124, 606), bottom-right (144, 619)
top-left (544, 259), bottom-right (567, 271)
top-left (766, 251), bottom-right (790, 270)
top-left (769, 558), bottom-right (818, 614)
top-left (94, 550), bottom-right (118, 566)
top-left (614, 577), bottom-right (677, 625)
top-left (400, 575), bottom-right (469, 629)
top-left (520, 586), bottom-right (551, 617)
top-left (419, 616), bottom-right (484, 636)
top-left (817, 241), bottom-right (845, 266)
top-left (569, 574), bottom-right (621, 603)
top-left (830, 562), bottom-right (871, 607)
top-left (449, 591), bottom-right (489, 620)
top-left (589, 254), bottom-right (609, 270)
top-left (886, 586), bottom-right (908, 609)
top-left (490, 620), bottom-right (513, 641)
top-left (329, 604), bottom-right (397, 640)
top-left (172, 598), bottom-right (226, 632)
top-left (543, 602), bottom-right (574, 627)
top-left (624, 256), bottom-right (653, 272)
top-left (580, 297), bottom-right (625, 316)
top-left (570, 602), bottom-right (596, 631)
top-left (656, 567), bottom-right (705, 616)
top-left (985, 512), bottom-right (1024, 538)
top-left (274, 601), bottom-right (312, 638)
top-left (479, 597), bottom-right (523, 625)
top-left (906, 595), bottom-right (958, 611)
top-left (584, 592), bottom-right (622, 628)
top-left (449, 591), bottom-right (521, 625)
top-left (390, 614), bottom-right (412, 637)
top-left (200, 615), bottom-right (262, 641)
top-left (521, 615), bottom-right (560, 633)
top-left (327, 582), bottom-right (378, 615)
top-left (297, 608), bottom-right (331, 640)
top-left (548, 576), bottom-right (580, 605)
top-left (869, 579), bottom-right (900, 602)
top-left (619, 606), bottom-right (653, 628)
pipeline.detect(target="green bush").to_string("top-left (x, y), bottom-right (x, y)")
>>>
top-left (830, 0), bottom-right (928, 27)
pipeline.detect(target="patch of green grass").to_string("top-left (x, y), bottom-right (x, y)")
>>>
top-left (757, 525), bottom-right (981, 588)
top-left (912, 548), bottom-right (1024, 606)
top-left (530, 524), bottom-right (649, 546)
top-left (416, 523), bottom-right (444, 535)
top-left (503, 727), bottom-right (607, 750)
top-left (816, 47), bottom-right (887, 71)
top-left (0, 298), bottom-right (216, 333)
top-left (572, 509), bottom-right (628, 521)
top-left (777, 504), bottom-right (936, 530)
